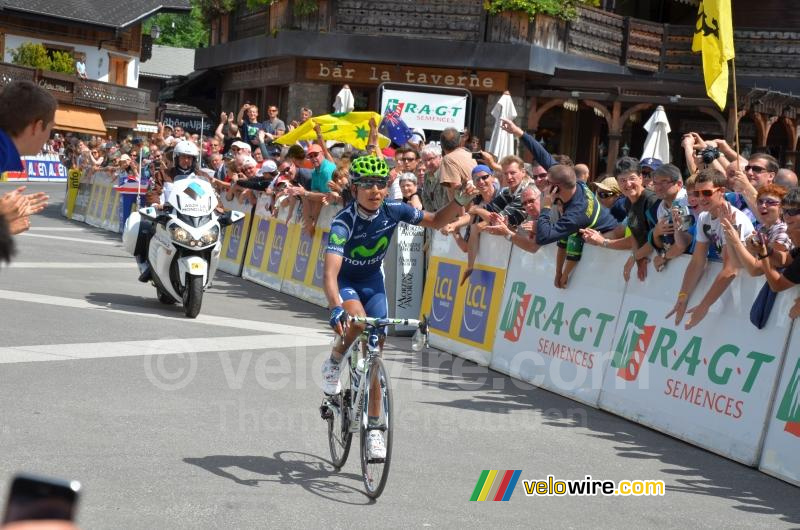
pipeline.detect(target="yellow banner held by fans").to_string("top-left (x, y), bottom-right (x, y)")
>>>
top-left (691, 0), bottom-right (735, 110)
top-left (275, 112), bottom-right (390, 150)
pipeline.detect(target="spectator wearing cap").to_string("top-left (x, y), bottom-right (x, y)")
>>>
top-left (667, 168), bottom-right (755, 330)
top-left (234, 159), bottom-right (279, 193)
top-left (459, 157), bottom-right (531, 283)
top-left (593, 176), bottom-right (627, 222)
top-left (590, 158), bottom-right (661, 281)
top-left (538, 164), bottom-right (618, 288)
top-left (399, 172), bottom-right (422, 210)
top-left (640, 158), bottom-right (662, 190)
top-left (643, 163), bottom-right (692, 271)
top-left (444, 164), bottom-right (501, 262)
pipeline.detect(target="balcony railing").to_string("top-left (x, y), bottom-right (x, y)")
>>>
top-left (222, 1), bottom-right (800, 80)
top-left (0, 62), bottom-right (149, 114)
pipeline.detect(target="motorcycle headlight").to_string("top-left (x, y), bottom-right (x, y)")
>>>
top-left (169, 225), bottom-right (192, 244)
top-left (199, 225), bottom-right (220, 246)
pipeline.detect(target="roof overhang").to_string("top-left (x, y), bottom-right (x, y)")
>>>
top-left (1, 4), bottom-right (190, 32)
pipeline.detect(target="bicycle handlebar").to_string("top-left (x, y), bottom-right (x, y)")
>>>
top-left (348, 316), bottom-right (424, 328)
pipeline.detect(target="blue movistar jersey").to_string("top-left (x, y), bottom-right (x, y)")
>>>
top-left (326, 200), bottom-right (424, 279)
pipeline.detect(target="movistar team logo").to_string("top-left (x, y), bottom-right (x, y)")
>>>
top-left (329, 233), bottom-right (347, 246)
top-left (350, 236), bottom-right (388, 258)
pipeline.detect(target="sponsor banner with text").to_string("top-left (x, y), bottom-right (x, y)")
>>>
top-left (380, 89), bottom-right (468, 132)
top-left (419, 232), bottom-right (510, 366)
top-left (490, 244), bottom-right (628, 407)
top-left (598, 254), bottom-right (791, 465)
top-left (241, 196), bottom-right (294, 291)
top-left (280, 206), bottom-right (336, 307)
top-left (218, 195), bottom-right (256, 276)
top-left (759, 317), bottom-right (800, 486)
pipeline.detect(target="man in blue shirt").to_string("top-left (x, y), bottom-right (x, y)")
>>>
top-left (536, 164), bottom-right (618, 288)
top-left (322, 155), bottom-right (474, 458)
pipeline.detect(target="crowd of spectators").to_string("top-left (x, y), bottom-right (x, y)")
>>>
top-left (5, 76), bottom-right (800, 326)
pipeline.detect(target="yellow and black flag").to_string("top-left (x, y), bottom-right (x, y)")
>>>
top-left (691, 0), bottom-right (735, 110)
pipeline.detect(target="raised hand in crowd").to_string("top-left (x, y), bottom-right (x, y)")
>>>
top-left (0, 187), bottom-right (49, 235)
top-left (499, 117), bottom-right (524, 138)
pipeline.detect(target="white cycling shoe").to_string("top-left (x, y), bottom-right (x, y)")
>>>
top-left (321, 357), bottom-right (341, 395)
top-left (367, 430), bottom-right (386, 459)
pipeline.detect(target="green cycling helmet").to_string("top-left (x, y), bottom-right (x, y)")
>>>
top-left (350, 155), bottom-right (390, 181)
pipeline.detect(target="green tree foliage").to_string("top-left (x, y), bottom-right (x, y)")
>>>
top-left (49, 50), bottom-right (76, 74)
top-left (10, 43), bottom-right (75, 74)
top-left (142, 5), bottom-right (209, 49)
top-left (10, 42), bottom-right (51, 70)
top-left (483, 0), bottom-right (601, 20)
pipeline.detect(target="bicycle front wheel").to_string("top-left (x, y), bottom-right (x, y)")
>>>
top-left (359, 357), bottom-right (393, 498)
top-left (327, 361), bottom-right (352, 469)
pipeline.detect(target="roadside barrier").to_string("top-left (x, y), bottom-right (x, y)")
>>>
top-left (62, 176), bottom-right (800, 485)
top-left (217, 193), bottom-right (256, 276)
top-left (420, 231), bottom-right (511, 367)
top-left (2, 154), bottom-right (68, 182)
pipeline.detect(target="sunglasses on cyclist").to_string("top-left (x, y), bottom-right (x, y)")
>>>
top-left (745, 165), bottom-right (768, 174)
top-left (597, 191), bottom-right (618, 199)
top-left (356, 179), bottom-right (387, 190)
top-left (692, 188), bottom-right (719, 198)
top-left (757, 198), bottom-right (781, 207)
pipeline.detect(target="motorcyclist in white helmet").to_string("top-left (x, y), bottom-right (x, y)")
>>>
top-left (133, 140), bottom-right (203, 282)
top-left (146, 139), bottom-right (199, 208)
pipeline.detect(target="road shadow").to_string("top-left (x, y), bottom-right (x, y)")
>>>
top-left (184, 451), bottom-right (373, 505)
top-left (388, 343), bottom-right (800, 526)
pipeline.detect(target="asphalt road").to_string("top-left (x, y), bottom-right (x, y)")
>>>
top-left (0, 182), bottom-right (798, 529)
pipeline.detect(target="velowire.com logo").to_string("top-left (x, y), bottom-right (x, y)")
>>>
top-left (470, 470), bottom-right (522, 502)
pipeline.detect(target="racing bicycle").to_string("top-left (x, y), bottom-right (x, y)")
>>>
top-left (320, 315), bottom-right (428, 498)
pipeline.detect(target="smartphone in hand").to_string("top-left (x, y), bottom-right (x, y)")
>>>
top-left (2, 474), bottom-right (81, 524)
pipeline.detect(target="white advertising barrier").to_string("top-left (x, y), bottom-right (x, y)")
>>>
top-left (420, 231), bottom-right (512, 367)
top-left (241, 193), bottom-right (289, 291)
top-left (66, 170), bottom-right (94, 223)
top-left (759, 311), bottom-right (800, 486)
top-left (383, 222), bottom-right (426, 333)
top-left (381, 89), bottom-right (468, 132)
top-left (598, 253), bottom-right (792, 466)
top-left (489, 244), bottom-right (629, 407)
top-left (217, 193), bottom-right (256, 276)
top-left (83, 172), bottom-right (120, 232)
top-left (279, 204), bottom-right (338, 307)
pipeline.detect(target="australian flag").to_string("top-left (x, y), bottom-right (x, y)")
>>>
top-left (380, 102), bottom-right (413, 146)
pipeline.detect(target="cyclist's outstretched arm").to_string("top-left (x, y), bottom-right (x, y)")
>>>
top-left (418, 198), bottom-right (469, 230)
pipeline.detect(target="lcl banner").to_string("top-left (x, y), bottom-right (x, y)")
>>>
top-left (419, 232), bottom-right (510, 366)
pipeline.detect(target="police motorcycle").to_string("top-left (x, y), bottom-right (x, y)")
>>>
top-left (123, 175), bottom-right (244, 318)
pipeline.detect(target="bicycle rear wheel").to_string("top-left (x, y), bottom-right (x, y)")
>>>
top-left (359, 357), bottom-right (393, 498)
top-left (327, 362), bottom-right (352, 468)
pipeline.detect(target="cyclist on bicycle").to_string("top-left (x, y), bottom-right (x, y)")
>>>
top-left (322, 154), bottom-right (475, 458)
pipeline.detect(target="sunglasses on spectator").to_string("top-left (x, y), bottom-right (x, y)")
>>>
top-left (783, 207), bottom-right (800, 217)
top-left (692, 188), bottom-right (719, 198)
top-left (400, 157), bottom-right (417, 162)
top-left (306, 152), bottom-right (320, 159)
top-left (473, 173), bottom-right (491, 182)
top-left (356, 180), bottom-right (387, 190)
top-left (278, 167), bottom-right (291, 174)
top-left (597, 191), bottom-right (618, 199)
top-left (745, 165), bottom-right (768, 174)
top-left (757, 198), bottom-right (781, 207)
